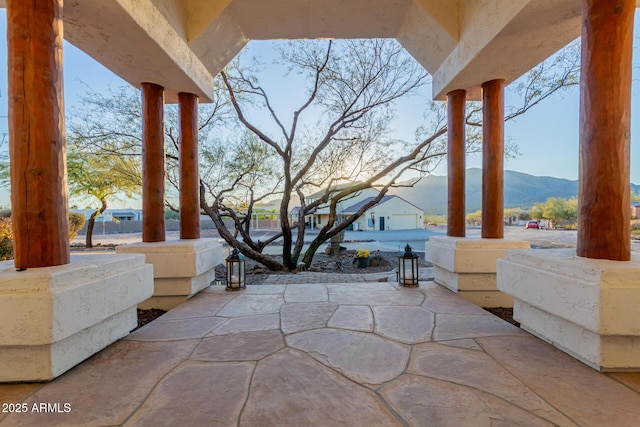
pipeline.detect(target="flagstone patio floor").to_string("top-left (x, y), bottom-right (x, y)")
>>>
top-left (1, 280), bottom-right (640, 426)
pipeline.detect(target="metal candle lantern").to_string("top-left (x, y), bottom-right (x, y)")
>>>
top-left (398, 244), bottom-right (419, 287)
top-left (226, 248), bottom-right (246, 291)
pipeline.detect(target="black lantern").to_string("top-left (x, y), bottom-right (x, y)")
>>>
top-left (226, 248), bottom-right (246, 291)
top-left (398, 244), bottom-right (419, 287)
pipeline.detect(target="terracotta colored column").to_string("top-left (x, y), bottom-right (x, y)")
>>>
top-left (141, 83), bottom-right (166, 243)
top-left (577, 0), bottom-right (634, 261)
top-left (178, 92), bottom-right (200, 240)
top-left (7, 0), bottom-right (70, 269)
top-left (447, 90), bottom-right (467, 237)
top-left (481, 79), bottom-right (505, 239)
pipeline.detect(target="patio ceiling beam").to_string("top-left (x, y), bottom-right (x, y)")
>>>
top-left (0, 0), bottom-right (218, 103)
top-left (432, 0), bottom-right (583, 100)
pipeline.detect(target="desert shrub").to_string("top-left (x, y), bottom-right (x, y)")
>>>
top-left (68, 212), bottom-right (86, 240)
top-left (0, 217), bottom-right (13, 261)
top-left (423, 215), bottom-right (446, 226)
top-left (0, 212), bottom-right (87, 261)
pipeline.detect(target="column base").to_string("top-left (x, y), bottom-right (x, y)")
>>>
top-left (0, 254), bottom-right (153, 382)
top-left (117, 238), bottom-right (224, 310)
top-left (425, 236), bottom-right (529, 307)
top-left (498, 249), bottom-right (640, 372)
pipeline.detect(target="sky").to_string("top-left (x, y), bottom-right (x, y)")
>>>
top-left (0, 10), bottom-right (638, 209)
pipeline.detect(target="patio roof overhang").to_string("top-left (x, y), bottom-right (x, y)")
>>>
top-left (3, 0), bottom-right (629, 102)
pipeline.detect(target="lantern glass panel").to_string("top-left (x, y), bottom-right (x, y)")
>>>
top-left (398, 244), bottom-right (419, 287)
top-left (226, 249), bottom-right (246, 291)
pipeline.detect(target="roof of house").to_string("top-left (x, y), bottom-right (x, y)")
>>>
top-left (341, 195), bottom-right (422, 214)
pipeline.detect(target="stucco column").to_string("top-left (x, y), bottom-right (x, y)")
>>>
top-left (481, 79), bottom-right (505, 239)
top-left (141, 83), bottom-right (166, 243)
top-left (178, 92), bottom-right (200, 240)
top-left (577, 0), bottom-right (634, 261)
top-left (447, 89), bottom-right (466, 237)
top-left (7, 0), bottom-right (70, 269)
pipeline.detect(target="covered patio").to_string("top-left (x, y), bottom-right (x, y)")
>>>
top-left (1, 2), bottom-right (640, 424)
top-left (1, 280), bottom-right (639, 426)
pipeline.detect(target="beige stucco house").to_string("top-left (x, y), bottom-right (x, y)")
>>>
top-left (342, 195), bottom-right (424, 231)
top-left (297, 187), bottom-right (424, 231)
top-left (303, 187), bottom-right (379, 229)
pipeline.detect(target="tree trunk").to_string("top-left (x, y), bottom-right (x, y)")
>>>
top-left (85, 198), bottom-right (107, 248)
top-left (302, 238), bottom-right (325, 266)
top-left (330, 230), bottom-right (344, 256)
top-left (201, 195), bottom-right (284, 271)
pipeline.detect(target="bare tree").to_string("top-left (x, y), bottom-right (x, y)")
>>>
top-left (201, 39), bottom-right (581, 271)
top-left (200, 39), bottom-right (435, 271)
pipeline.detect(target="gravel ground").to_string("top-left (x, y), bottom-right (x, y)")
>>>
top-left (217, 249), bottom-right (431, 286)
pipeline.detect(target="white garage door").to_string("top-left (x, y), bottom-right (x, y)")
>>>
top-left (391, 214), bottom-right (418, 230)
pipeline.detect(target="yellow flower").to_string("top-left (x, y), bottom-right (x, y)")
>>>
top-left (357, 249), bottom-right (370, 258)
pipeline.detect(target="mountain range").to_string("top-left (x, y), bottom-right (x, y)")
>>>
top-left (388, 168), bottom-right (640, 215)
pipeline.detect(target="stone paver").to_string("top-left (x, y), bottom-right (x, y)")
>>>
top-left (380, 375), bottom-right (555, 427)
top-left (1, 340), bottom-right (198, 426)
top-left (421, 285), bottom-right (489, 315)
top-left (284, 283), bottom-right (329, 302)
top-left (280, 301), bottom-right (337, 334)
top-left (433, 313), bottom-right (527, 341)
top-left (123, 361), bottom-right (253, 427)
top-left (191, 330), bottom-right (285, 361)
top-left (609, 372), bottom-right (640, 393)
top-left (479, 336), bottom-right (640, 426)
top-left (241, 348), bottom-right (402, 427)
top-left (159, 292), bottom-right (235, 320)
top-left (409, 343), bottom-right (576, 426)
top-left (125, 316), bottom-right (226, 341)
top-left (1, 280), bottom-right (639, 426)
top-left (217, 294), bottom-right (284, 317)
top-left (209, 313), bottom-right (280, 335)
top-left (328, 305), bottom-right (374, 331)
top-left (329, 289), bottom-right (424, 306)
top-left (373, 305), bottom-right (434, 343)
top-left (287, 328), bottom-right (410, 386)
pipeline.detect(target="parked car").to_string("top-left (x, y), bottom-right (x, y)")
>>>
top-left (525, 220), bottom-right (539, 229)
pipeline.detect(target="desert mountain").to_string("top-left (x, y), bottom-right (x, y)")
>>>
top-left (388, 168), bottom-right (640, 215)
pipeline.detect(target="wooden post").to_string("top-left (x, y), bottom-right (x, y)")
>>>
top-left (447, 89), bottom-right (466, 237)
top-left (481, 79), bottom-right (505, 239)
top-left (7, 0), bottom-right (70, 269)
top-left (179, 92), bottom-right (200, 240)
top-left (141, 83), bottom-right (166, 243)
top-left (577, 0), bottom-right (634, 261)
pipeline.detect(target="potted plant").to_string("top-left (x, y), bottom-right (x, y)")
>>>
top-left (355, 248), bottom-right (370, 268)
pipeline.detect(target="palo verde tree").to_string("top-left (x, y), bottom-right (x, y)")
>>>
top-left (64, 81), bottom-right (232, 217)
top-left (65, 143), bottom-right (140, 247)
top-left (201, 38), bottom-right (580, 271)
